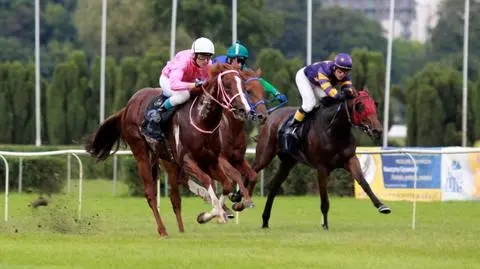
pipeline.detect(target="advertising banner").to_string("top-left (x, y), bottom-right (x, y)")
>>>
top-left (355, 147), bottom-right (442, 201)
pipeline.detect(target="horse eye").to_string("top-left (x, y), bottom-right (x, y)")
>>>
top-left (355, 103), bottom-right (364, 112)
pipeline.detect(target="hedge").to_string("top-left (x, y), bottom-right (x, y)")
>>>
top-left (0, 144), bottom-right (116, 193)
top-left (1, 145), bottom-right (355, 197)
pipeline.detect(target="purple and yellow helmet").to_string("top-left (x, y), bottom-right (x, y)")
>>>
top-left (334, 53), bottom-right (353, 70)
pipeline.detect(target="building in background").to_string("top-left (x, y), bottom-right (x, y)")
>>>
top-left (322, 0), bottom-right (441, 42)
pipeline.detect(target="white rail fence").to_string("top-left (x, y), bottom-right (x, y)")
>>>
top-left (2, 148), bottom-right (480, 229)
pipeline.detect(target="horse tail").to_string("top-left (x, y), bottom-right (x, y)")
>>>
top-left (84, 108), bottom-right (125, 162)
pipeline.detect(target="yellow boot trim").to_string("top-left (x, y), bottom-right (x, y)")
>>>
top-left (294, 110), bottom-right (305, 122)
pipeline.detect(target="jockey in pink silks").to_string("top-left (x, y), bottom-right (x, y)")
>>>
top-left (158, 37), bottom-right (215, 111)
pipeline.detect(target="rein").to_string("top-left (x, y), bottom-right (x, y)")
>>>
top-left (326, 96), bottom-right (372, 136)
top-left (188, 69), bottom-right (241, 134)
top-left (244, 76), bottom-right (287, 120)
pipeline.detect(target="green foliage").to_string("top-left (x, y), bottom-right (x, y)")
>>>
top-left (0, 144), bottom-right (114, 183)
top-left (120, 157), bottom-right (142, 196)
top-left (114, 57), bottom-right (140, 111)
top-left (311, 7), bottom-right (386, 60)
top-left (254, 48), bottom-right (303, 106)
top-left (391, 39), bottom-right (426, 84)
top-left (405, 63), bottom-right (476, 146)
top-left (151, 0), bottom-right (283, 59)
top-left (0, 157), bottom-right (66, 194)
top-left (75, 0), bottom-right (164, 59)
top-left (47, 61), bottom-right (77, 144)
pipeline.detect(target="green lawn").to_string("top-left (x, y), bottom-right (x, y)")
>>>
top-left (1, 180), bottom-right (479, 269)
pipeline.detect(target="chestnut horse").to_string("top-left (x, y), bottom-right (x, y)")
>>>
top-left (85, 64), bottom-right (250, 237)
top-left (248, 88), bottom-right (391, 230)
top-left (217, 69), bottom-right (269, 210)
top-left (183, 69), bottom-right (269, 211)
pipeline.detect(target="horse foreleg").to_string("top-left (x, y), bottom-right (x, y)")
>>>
top-left (135, 155), bottom-right (168, 237)
top-left (345, 156), bottom-right (391, 214)
top-left (208, 162), bottom-right (234, 222)
top-left (162, 160), bottom-right (184, 233)
top-left (316, 167), bottom-right (330, 230)
top-left (217, 157), bottom-right (254, 211)
top-left (183, 154), bottom-right (223, 224)
top-left (252, 123), bottom-right (279, 173)
top-left (237, 158), bottom-right (258, 197)
top-left (262, 157), bottom-right (296, 228)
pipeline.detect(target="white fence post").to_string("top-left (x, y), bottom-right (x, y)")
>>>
top-left (18, 157), bottom-right (23, 193)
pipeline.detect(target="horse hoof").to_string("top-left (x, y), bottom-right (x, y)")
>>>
top-left (228, 192), bottom-right (242, 203)
top-left (197, 212), bottom-right (210, 224)
top-left (158, 229), bottom-right (169, 237)
top-left (225, 209), bottom-right (235, 219)
top-left (232, 203), bottom-right (245, 212)
top-left (261, 224), bottom-right (269, 229)
top-left (243, 200), bottom-right (255, 209)
top-left (378, 205), bottom-right (391, 214)
top-left (322, 224), bottom-right (329, 231)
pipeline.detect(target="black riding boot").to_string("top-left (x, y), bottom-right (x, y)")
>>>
top-left (286, 108), bottom-right (306, 140)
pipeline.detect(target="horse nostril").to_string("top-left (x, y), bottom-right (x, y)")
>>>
top-left (238, 108), bottom-right (246, 115)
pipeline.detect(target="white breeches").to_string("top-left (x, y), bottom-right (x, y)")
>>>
top-left (295, 67), bottom-right (326, 113)
top-left (159, 74), bottom-right (191, 106)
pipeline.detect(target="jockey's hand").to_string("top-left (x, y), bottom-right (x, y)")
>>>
top-left (343, 88), bottom-right (356, 99)
top-left (274, 93), bottom-right (287, 103)
top-left (194, 78), bottom-right (206, 88)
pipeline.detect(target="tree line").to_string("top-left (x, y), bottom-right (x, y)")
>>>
top-left (1, 0), bottom-right (480, 146)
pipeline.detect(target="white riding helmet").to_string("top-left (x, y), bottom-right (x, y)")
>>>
top-left (191, 37), bottom-right (215, 55)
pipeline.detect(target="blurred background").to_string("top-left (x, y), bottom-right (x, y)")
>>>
top-left (1, 0), bottom-right (480, 197)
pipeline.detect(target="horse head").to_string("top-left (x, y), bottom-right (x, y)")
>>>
top-left (202, 63), bottom-right (250, 121)
top-left (348, 88), bottom-right (382, 140)
top-left (240, 68), bottom-right (268, 124)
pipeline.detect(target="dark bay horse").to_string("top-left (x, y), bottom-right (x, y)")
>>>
top-left (85, 63), bottom-right (250, 237)
top-left (250, 88), bottom-right (391, 230)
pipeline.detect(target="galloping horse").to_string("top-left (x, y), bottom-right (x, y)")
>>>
top-left (215, 69), bottom-right (269, 211)
top-left (85, 64), bottom-right (250, 237)
top-left (249, 88), bottom-right (391, 230)
top-left (181, 68), bottom-right (269, 210)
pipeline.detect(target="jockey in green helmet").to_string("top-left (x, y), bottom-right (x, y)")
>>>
top-left (213, 41), bottom-right (287, 103)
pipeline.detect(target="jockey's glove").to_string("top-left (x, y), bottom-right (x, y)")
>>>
top-left (194, 78), bottom-right (206, 88)
top-left (274, 93), bottom-right (287, 103)
top-left (343, 88), bottom-right (355, 98)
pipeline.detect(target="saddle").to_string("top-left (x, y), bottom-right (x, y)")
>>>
top-left (278, 107), bottom-right (318, 155)
top-left (140, 95), bottom-right (176, 141)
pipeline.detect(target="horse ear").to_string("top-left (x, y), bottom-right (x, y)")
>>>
top-left (210, 63), bottom-right (218, 76)
top-left (255, 68), bottom-right (262, 77)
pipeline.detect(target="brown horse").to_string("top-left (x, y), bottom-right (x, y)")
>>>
top-left (182, 69), bottom-right (269, 211)
top-left (85, 63), bottom-right (250, 237)
top-left (249, 88), bottom-right (391, 230)
top-left (218, 69), bottom-right (268, 210)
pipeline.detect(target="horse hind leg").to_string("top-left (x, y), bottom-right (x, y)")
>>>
top-left (134, 151), bottom-right (168, 237)
top-left (161, 160), bottom-right (185, 233)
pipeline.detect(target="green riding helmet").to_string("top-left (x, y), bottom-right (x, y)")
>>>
top-left (226, 42), bottom-right (249, 59)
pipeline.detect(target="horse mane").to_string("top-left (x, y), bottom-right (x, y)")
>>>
top-left (240, 68), bottom-right (256, 78)
top-left (320, 96), bottom-right (342, 107)
top-left (210, 63), bottom-right (237, 78)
